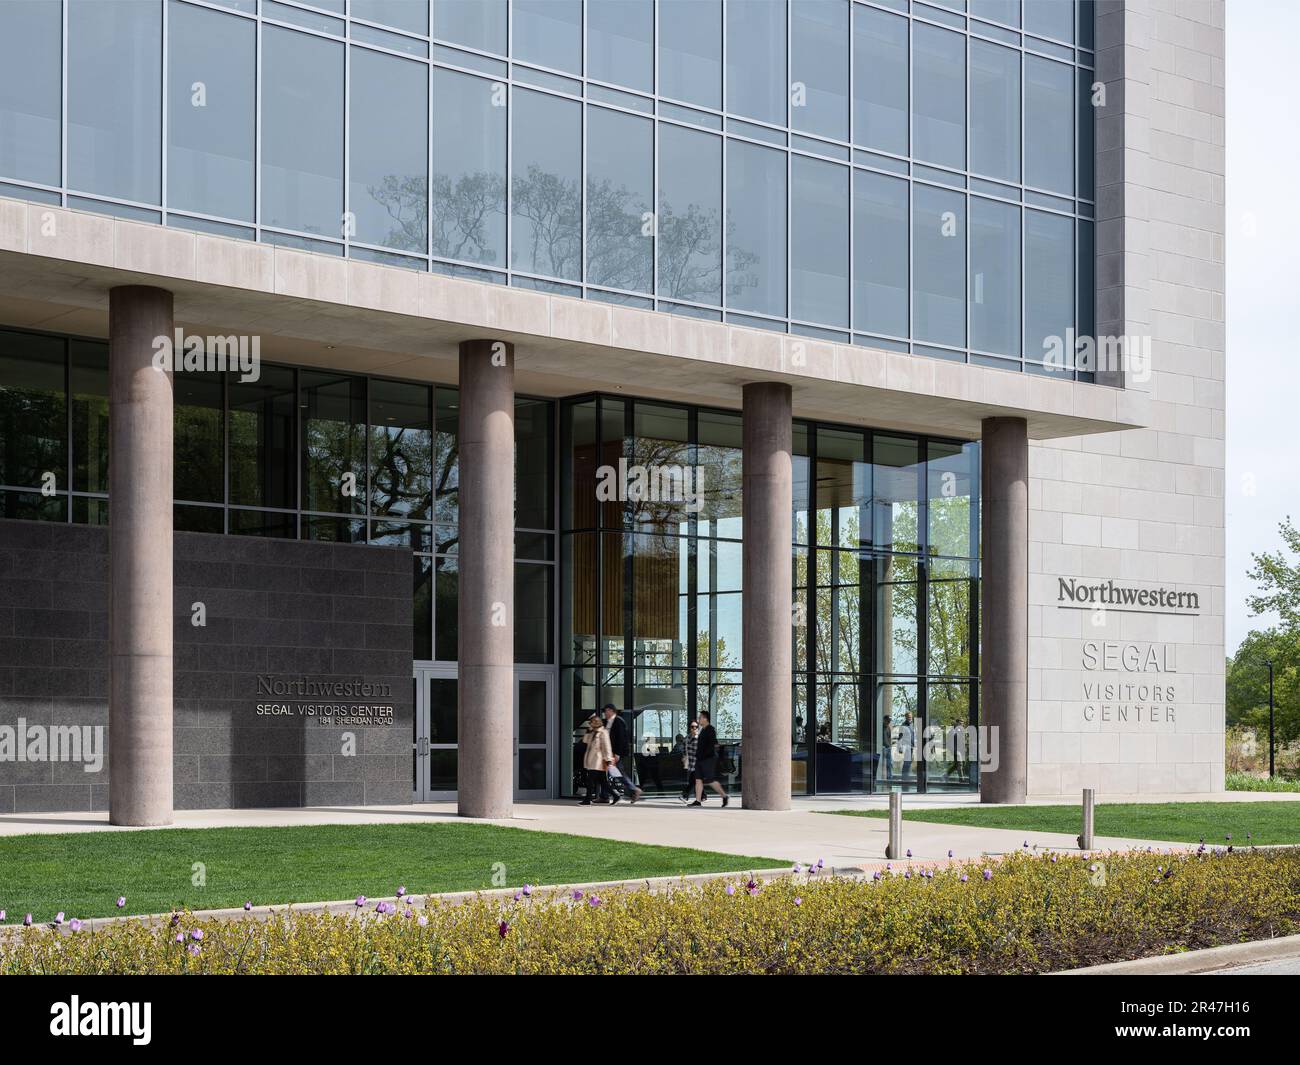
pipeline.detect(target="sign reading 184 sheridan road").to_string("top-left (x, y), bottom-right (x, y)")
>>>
top-left (254, 675), bottom-right (395, 727)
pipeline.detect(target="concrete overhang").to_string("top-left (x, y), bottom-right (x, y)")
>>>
top-left (0, 197), bottom-right (1149, 441)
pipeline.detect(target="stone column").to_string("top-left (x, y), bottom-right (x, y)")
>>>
top-left (741, 382), bottom-right (793, 810)
top-left (457, 340), bottom-right (515, 818)
top-left (109, 286), bottom-right (175, 826)
top-left (980, 416), bottom-right (1029, 804)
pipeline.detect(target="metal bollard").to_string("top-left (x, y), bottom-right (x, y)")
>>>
top-left (1078, 787), bottom-right (1095, 850)
top-left (886, 789), bottom-right (903, 859)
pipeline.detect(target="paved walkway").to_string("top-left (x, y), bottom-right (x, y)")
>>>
top-left (0, 792), bottom-right (1245, 870)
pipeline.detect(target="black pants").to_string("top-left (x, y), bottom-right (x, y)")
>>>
top-left (584, 768), bottom-right (606, 801)
top-left (681, 769), bottom-right (698, 799)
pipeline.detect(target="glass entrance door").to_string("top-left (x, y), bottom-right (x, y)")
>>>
top-left (515, 672), bottom-right (552, 799)
top-left (413, 667), bottom-right (458, 801)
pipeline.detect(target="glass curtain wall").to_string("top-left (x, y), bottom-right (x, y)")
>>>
top-left (0, 0), bottom-right (1098, 377)
top-left (0, 325), bottom-right (555, 672)
top-left (561, 396), bottom-right (979, 798)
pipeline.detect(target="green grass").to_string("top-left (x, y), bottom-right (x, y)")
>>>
top-left (1225, 771), bottom-right (1300, 793)
top-left (0, 822), bottom-right (783, 923)
top-left (832, 800), bottom-right (1300, 846)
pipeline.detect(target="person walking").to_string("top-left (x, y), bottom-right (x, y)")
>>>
top-left (898, 712), bottom-right (915, 783)
top-left (602, 703), bottom-right (643, 804)
top-left (688, 711), bottom-right (729, 808)
top-left (678, 719), bottom-right (700, 804)
top-left (580, 713), bottom-right (613, 805)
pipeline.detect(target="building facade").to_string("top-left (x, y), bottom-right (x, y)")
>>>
top-left (0, 0), bottom-right (1224, 819)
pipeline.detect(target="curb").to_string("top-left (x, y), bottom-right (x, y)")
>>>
top-left (1054, 933), bottom-right (1300, 975)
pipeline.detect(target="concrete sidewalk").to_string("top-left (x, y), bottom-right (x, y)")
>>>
top-left (0, 794), bottom-right (1200, 869)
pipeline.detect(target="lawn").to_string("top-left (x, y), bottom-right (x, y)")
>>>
top-left (0, 822), bottom-right (783, 923)
top-left (833, 801), bottom-right (1300, 845)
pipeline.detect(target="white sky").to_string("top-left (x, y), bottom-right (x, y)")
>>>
top-left (1224, 0), bottom-right (1300, 653)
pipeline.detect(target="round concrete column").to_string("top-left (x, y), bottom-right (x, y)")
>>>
top-left (108, 286), bottom-right (175, 826)
top-left (457, 340), bottom-right (515, 819)
top-left (741, 382), bottom-right (793, 810)
top-left (980, 416), bottom-right (1029, 804)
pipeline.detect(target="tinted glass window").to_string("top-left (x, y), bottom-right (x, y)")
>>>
top-left (970, 1), bottom-right (1020, 28)
top-left (1025, 210), bottom-right (1073, 366)
top-left (351, 0), bottom-right (428, 36)
top-left (587, 107), bottom-right (653, 294)
top-left (432, 69), bottom-right (506, 266)
top-left (727, 0), bottom-right (786, 126)
top-left (68, 0), bottom-right (162, 203)
top-left (229, 367), bottom-right (296, 510)
top-left (726, 139), bottom-right (787, 318)
top-left (587, 0), bottom-right (653, 93)
top-left (853, 170), bottom-right (908, 337)
top-left (370, 379), bottom-right (432, 521)
top-left (1024, 0), bottom-right (1074, 43)
top-left (792, 0), bottom-right (849, 142)
top-left (657, 124), bottom-right (722, 305)
top-left (302, 371), bottom-right (366, 515)
top-left (970, 41), bottom-right (1020, 183)
top-left (912, 23), bottom-right (965, 170)
top-left (970, 197), bottom-right (1021, 357)
top-left (660, 0), bottom-right (722, 109)
top-left (853, 5), bottom-right (908, 157)
top-left (167, 2), bottom-right (254, 222)
top-left (1025, 56), bottom-right (1074, 194)
top-left (511, 89), bottom-right (581, 281)
top-left (70, 341), bottom-right (109, 495)
top-left (434, 0), bottom-right (506, 54)
top-left (262, 27), bottom-right (343, 236)
top-left (174, 370), bottom-right (224, 505)
top-left (791, 156), bottom-right (849, 328)
top-left (350, 47), bottom-right (427, 252)
top-left (912, 184), bottom-right (966, 348)
top-left (514, 0), bottom-right (581, 74)
top-left (0, 330), bottom-right (65, 490)
top-left (1078, 67), bottom-right (1096, 200)
top-left (0, 0), bottom-right (61, 186)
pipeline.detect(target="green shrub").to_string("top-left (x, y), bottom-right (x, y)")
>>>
top-left (4, 849), bottom-right (1298, 975)
top-left (1225, 770), bottom-right (1300, 792)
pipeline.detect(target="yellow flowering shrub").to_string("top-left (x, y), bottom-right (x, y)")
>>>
top-left (3, 849), bottom-right (1298, 975)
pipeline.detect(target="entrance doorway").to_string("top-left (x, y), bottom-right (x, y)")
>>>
top-left (412, 666), bottom-right (553, 801)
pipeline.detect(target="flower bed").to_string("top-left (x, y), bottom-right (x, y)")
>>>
top-left (4, 848), bottom-right (1298, 975)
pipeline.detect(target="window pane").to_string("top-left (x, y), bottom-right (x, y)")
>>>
top-left (369, 379), bottom-right (431, 521)
top-left (515, 397), bottom-right (552, 530)
top-left (1024, 210), bottom-right (1073, 367)
top-left (875, 555), bottom-right (918, 675)
top-left (726, 139), bottom-right (786, 317)
top-left (912, 23), bottom-right (965, 170)
top-left (791, 0), bottom-right (848, 141)
top-left (912, 184), bottom-right (966, 348)
top-left (1078, 67), bottom-right (1096, 200)
top-left (792, 156), bottom-right (848, 328)
top-left (167, 1), bottom-right (254, 221)
top-left (350, 48), bottom-right (427, 253)
top-left (1078, 218), bottom-right (1094, 349)
top-left (657, 124), bottom-right (721, 305)
top-left (970, 1), bottom-right (1020, 28)
top-left (970, 40), bottom-right (1019, 183)
top-left (514, 0), bottom-right (581, 74)
top-left (434, 0), bottom-right (505, 54)
top-left (1025, 56), bottom-right (1074, 194)
top-left (516, 562), bottom-right (552, 663)
top-left (0, 0), bottom-right (61, 186)
top-left (1024, 0), bottom-right (1074, 43)
top-left (969, 197), bottom-right (1020, 356)
top-left (302, 370), bottom-right (366, 514)
top-left (873, 434), bottom-right (921, 554)
top-left (726, 0), bottom-right (786, 126)
top-left (431, 68), bottom-right (506, 266)
top-left (434, 554), bottom-right (458, 661)
top-left (660, 0), bottom-right (721, 110)
top-left (587, 0), bottom-right (653, 93)
top-left (262, 26), bottom-right (343, 235)
top-left (0, 329), bottom-right (65, 490)
top-left (511, 89), bottom-right (581, 281)
top-left (434, 385), bottom-right (459, 530)
top-left (928, 441), bottom-right (978, 559)
top-left (586, 107), bottom-right (652, 293)
top-left (70, 341), bottom-right (108, 494)
top-left (352, 0), bottom-right (428, 36)
top-left (229, 367), bottom-right (295, 510)
top-left (853, 170), bottom-right (908, 337)
top-left (174, 371), bottom-right (224, 505)
top-left (852, 5), bottom-right (907, 156)
top-left (68, 0), bottom-right (161, 203)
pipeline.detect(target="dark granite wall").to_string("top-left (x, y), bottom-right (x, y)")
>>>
top-left (0, 519), bottom-right (413, 813)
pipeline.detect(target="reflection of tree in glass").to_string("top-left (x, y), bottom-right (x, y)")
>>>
top-left (587, 175), bottom-right (651, 292)
top-left (697, 630), bottom-right (740, 739)
top-left (367, 172), bottom-right (508, 264)
top-left (513, 164), bottom-right (581, 280)
top-left (369, 422), bottom-right (432, 520)
top-left (304, 417), bottom-right (365, 514)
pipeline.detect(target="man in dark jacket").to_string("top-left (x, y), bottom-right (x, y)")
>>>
top-left (688, 711), bottom-right (729, 807)
top-left (601, 703), bottom-right (643, 804)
